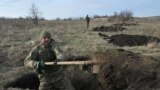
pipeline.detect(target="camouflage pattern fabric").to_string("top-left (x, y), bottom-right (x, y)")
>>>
top-left (40, 31), bottom-right (51, 39)
top-left (24, 43), bottom-right (74, 90)
top-left (86, 15), bottom-right (90, 28)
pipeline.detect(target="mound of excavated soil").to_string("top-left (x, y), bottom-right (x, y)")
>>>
top-left (92, 25), bottom-right (126, 32)
top-left (92, 49), bottom-right (160, 90)
top-left (3, 49), bottom-right (160, 90)
top-left (98, 33), bottom-right (160, 47)
top-left (113, 22), bottom-right (138, 26)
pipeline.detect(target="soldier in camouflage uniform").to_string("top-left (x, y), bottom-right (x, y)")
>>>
top-left (86, 15), bottom-right (90, 28)
top-left (24, 31), bottom-right (75, 90)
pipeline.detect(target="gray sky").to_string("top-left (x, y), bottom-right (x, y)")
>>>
top-left (0, 0), bottom-right (160, 19)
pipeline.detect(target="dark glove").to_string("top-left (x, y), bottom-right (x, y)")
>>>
top-left (37, 61), bottom-right (45, 74)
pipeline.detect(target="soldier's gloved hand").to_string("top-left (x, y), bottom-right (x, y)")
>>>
top-left (37, 61), bottom-right (45, 74)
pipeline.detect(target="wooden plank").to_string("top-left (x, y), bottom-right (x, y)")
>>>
top-left (45, 60), bottom-right (99, 65)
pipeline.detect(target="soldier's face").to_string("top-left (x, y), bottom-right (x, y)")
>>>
top-left (41, 37), bottom-right (51, 46)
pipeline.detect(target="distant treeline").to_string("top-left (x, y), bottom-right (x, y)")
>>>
top-left (0, 16), bottom-right (45, 21)
top-left (0, 10), bottom-right (134, 22)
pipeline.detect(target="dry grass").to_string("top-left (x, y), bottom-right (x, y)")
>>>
top-left (0, 17), bottom-right (160, 89)
top-left (0, 18), bottom-right (159, 55)
top-left (91, 49), bottom-right (160, 90)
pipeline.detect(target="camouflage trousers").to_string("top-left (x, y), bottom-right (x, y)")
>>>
top-left (39, 73), bottom-right (74, 90)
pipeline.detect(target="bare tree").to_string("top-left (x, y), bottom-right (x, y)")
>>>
top-left (109, 10), bottom-right (134, 23)
top-left (30, 3), bottom-right (40, 25)
top-left (119, 10), bottom-right (133, 22)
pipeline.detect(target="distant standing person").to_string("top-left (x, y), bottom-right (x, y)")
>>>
top-left (86, 15), bottom-right (90, 28)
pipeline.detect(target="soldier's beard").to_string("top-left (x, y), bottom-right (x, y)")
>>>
top-left (43, 41), bottom-right (51, 47)
top-left (44, 43), bottom-right (48, 46)
top-left (41, 38), bottom-right (51, 47)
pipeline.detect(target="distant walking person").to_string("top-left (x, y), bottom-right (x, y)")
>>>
top-left (86, 15), bottom-right (90, 28)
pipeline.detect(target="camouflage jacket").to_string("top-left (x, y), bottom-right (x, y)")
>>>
top-left (24, 43), bottom-right (64, 74)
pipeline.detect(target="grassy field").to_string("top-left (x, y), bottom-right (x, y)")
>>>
top-left (0, 17), bottom-right (160, 89)
top-left (0, 17), bottom-right (160, 58)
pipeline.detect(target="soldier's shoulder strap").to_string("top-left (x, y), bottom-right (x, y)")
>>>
top-left (36, 44), bottom-right (44, 51)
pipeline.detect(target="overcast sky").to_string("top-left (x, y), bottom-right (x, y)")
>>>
top-left (0, 0), bottom-right (160, 19)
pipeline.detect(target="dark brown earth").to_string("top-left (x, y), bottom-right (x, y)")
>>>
top-left (4, 72), bottom-right (40, 90)
top-left (92, 25), bottom-right (126, 32)
top-left (98, 33), bottom-right (160, 47)
top-left (3, 49), bottom-right (160, 90)
top-left (92, 49), bottom-right (160, 90)
top-left (113, 22), bottom-right (138, 26)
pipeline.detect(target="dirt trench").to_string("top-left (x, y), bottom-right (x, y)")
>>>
top-left (98, 33), bottom-right (160, 47)
top-left (3, 49), bottom-right (160, 90)
top-left (92, 25), bottom-right (126, 32)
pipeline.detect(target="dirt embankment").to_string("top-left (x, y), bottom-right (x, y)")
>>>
top-left (98, 33), bottom-right (160, 47)
top-left (92, 49), bottom-right (160, 90)
top-left (92, 25), bottom-right (126, 32)
top-left (3, 49), bottom-right (160, 90)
